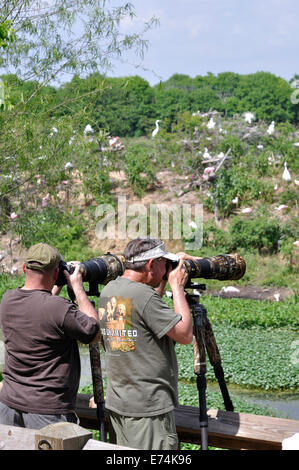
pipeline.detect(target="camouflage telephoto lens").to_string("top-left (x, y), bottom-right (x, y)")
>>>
top-left (184, 254), bottom-right (246, 281)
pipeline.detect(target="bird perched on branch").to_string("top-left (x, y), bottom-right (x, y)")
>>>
top-left (243, 112), bottom-right (255, 124)
top-left (152, 120), bottom-right (160, 138)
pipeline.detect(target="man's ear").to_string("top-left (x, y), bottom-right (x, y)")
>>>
top-left (146, 259), bottom-right (154, 272)
top-left (53, 265), bottom-right (59, 281)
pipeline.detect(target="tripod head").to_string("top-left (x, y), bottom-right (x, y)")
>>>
top-left (184, 282), bottom-right (206, 306)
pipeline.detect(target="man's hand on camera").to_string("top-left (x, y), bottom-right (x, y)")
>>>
top-left (64, 262), bottom-right (83, 291)
top-left (176, 252), bottom-right (202, 261)
top-left (168, 258), bottom-right (188, 291)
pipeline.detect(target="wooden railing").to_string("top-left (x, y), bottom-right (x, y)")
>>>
top-left (0, 393), bottom-right (298, 450)
top-left (76, 393), bottom-right (299, 450)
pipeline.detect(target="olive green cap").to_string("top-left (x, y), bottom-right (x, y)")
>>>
top-left (25, 243), bottom-right (61, 271)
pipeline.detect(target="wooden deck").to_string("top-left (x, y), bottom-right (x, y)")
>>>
top-left (76, 393), bottom-right (299, 450)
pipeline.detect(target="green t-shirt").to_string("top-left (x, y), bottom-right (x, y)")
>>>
top-left (99, 277), bottom-right (182, 417)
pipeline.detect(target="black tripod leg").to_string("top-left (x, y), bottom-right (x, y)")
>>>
top-left (196, 373), bottom-right (209, 450)
top-left (203, 314), bottom-right (234, 412)
top-left (193, 327), bottom-right (209, 450)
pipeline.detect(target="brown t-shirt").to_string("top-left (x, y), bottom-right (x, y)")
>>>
top-left (0, 288), bottom-right (98, 414)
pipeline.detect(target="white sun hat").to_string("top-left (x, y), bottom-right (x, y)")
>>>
top-left (126, 242), bottom-right (179, 263)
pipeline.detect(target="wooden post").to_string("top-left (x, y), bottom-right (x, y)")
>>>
top-left (35, 422), bottom-right (92, 450)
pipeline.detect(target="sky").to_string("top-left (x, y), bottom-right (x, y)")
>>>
top-left (109, 0), bottom-right (298, 85)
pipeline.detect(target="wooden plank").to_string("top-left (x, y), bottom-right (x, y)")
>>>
top-left (83, 439), bottom-right (135, 450)
top-left (75, 394), bottom-right (299, 450)
top-left (0, 424), bottom-right (36, 450)
top-left (174, 405), bottom-right (299, 450)
top-left (0, 423), bottom-right (132, 451)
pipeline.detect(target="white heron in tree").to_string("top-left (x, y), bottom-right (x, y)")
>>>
top-left (282, 162), bottom-right (291, 181)
top-left (152, 120), bottom-right (160, 138)
top-left (243, 112), bottom-right (255, 124)
top-left (267, 121), bottom-right (275, 135)
top-left (207, 117), bottom-right (216, 129)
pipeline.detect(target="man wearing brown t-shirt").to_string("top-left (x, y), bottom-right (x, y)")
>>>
top-left (0, 243), bottom-right (99, 429)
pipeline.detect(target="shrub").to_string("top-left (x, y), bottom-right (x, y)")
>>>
top-left (228, 215), bottom-right (281, 254)
top-left (124, 143), bottom-right (156, 197)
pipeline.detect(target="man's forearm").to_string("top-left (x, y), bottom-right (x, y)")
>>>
top-left (72, 283), bottom-right (98, 322)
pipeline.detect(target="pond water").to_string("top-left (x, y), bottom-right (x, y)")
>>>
top-left (1, 337), bottom-right (298, 421)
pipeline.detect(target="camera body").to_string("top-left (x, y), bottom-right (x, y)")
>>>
top-left (56, 253), bottom-right (125, 296)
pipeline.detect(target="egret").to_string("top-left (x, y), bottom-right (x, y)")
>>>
top-left (282, 162), bottom-right (291, 181)
top-left (267, 121), bottom-right (275, 135)
top-left (152, 120), bottom-right (160, 138)
top-left (221, 286), bottom-right (240, 293)
top-left (203, 147), bottom-right (211, 159)
top-left (84, 124), bottom-right (94, 135)
top-left (273, 293), bottom-right (280, 302)
top-left (276, 204), bottom-right (288, 211)
top-left (207, 117), bottom-right (216, 129)
top-left (243, 112), bottom-right (255, 124)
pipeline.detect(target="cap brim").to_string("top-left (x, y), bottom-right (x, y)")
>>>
top-left (163, 252), bottom-right (180, 262)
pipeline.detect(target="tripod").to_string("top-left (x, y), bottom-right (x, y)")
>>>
top-left (185, 284), bottom-right (234, 450)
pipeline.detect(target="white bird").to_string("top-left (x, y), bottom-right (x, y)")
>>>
top-left (243, 112), bottom-right (255, 124)
top-left (152, 120), bottom-right (160, 138)
top-left (282, 162), bottom-right (291, 181)
top-left (232, 196), bottom-right (239, 204)
top-left (276, 204), bottom-right (288, 211)
top-left (267, 121), bottom-right (275, 135)
top-left (84, 124), bottom-right (94, 135)
top-left (207, 117), bottom-right (216, 129)
top-left (273, 293), bottom-right (280, 302)
top-left (221, 286), bottom-right (240, 294)
top-left (203, 147), bottom-right (211, 159)
top-left (65, 162), bottom-right (74, 170)
top-left (49, 127), bottom-right (58, 137)
top-left (189, 221), bottom-right (197, 229)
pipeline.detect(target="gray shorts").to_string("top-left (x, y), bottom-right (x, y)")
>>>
top-left (109, 410), bottom-right (178, 450)
top-left (0, 401), bottom-right (79, 430)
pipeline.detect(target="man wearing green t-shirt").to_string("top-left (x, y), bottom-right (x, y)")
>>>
top-left (99, 237), bottom-right (193, 450)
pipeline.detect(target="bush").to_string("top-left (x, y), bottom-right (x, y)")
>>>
top-left (228, 215), bottom-right (281, 254)
top-left (124, 143), bottom-right (156, 197)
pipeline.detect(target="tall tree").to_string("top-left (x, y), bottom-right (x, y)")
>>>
top-left (0, 1), bottom-right (157, 246)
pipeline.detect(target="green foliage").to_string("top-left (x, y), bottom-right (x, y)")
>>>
top-left (11, 208), bottom-right (95, 261)
top-left (176, 325), bottom-right (299, 391)
top-left (124, 143), bottom-right (155, 197)
top-left (228, 215), bottom-right (281, 254)
top-left (0, 20), bottom-right (16, 50)
top-left (197, 295), bottom-right (299, 329)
